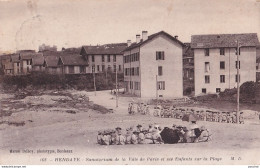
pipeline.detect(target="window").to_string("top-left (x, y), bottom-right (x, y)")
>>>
top-left (119, 65), bottom-right (122, 72)
top-left (216, 88), bottom-right (221, 93)
top-left (158, 66), bottom-right (163, 76)
top-left (157, 81), bottom-right (165, 90)
top-left (17, 62), bottom-right (19, 66)
top-left (236, 61), bottom-right (240, 69)
top-left (205, 75), bottom-right (210, 83)
top-left (80, 66), bottom-right (85, 73)
top-left (102, 55), bottom-right (105, 62)
top-left (102, 65), bottom-right (105, 72)
top-left (27, 60), bottom-right (32, 65)
top-left (125, 68), bottom-right (127, 76)
top-left (113, 55), bottom-right (116, 62)
top-left (205, 48), bottom-right (209, 56)
top-left (220, 75), bottom-right (225, 83)
top-left (235, 47), bottom-right (240, 55)
top-left (69, 66), bottom-right (74, 74)
top-left (92, 55), bottom-right (95, 62)
top-left (131, 67), bottom-right (134, 76)
top-left (202, 88), bottom-right (206, 93)
top-left (205, 62), bottom-right (210, 72)
top-left (107, 55), bottom-right (110, 62)
top-left (107, 65), bottom-right (111, 71)
top-left (92, 65), bottom-right (95, 73)
top-left (136, 67), bottom-right (139, 76)
top-left (137, 53), bottom-right (139, 61)
top-left (156, 51), bottom-right (165, 60)
top-left (130, 81), bottom-right (133, 89)
top-left (134, 82), bottom-right (140, 90)
top-left (97, 65), bottom-right (100, 72)
top-left (220, 48), bottom-right (225, 55)
top-left (235, 75), bottom-right (240, 82)
top-left (220, 61), bottom-right (225, 69)
top-left (113, 65), bottom-right (116, 73)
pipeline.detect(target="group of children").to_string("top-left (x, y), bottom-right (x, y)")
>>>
top-left (128, 103), bottom-right (150, 115)
top-left (128, 103), bottom-right (245, 124)
top-left (173, 108), bottom-right (244, 124)
top-left (96, 123), bottom-right (211, 145)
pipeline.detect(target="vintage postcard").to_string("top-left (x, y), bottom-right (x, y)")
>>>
top-left (0, 0), bottom-right (260, 166)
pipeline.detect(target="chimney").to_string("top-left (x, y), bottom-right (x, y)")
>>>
top-left (127, 40), bottom-right (131, 47)
top-left (136, 34), bottom-right (141, 43)
top-left (174, 35), bottom-right (178, 39)
top-left (142, 31), bottom-right (148, 41)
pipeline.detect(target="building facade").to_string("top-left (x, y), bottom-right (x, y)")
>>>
top-left (58, 54), bottom-right (88, 74)
top-left (80, 43), bottom-right (127, 74)
top-left (191, 33), bottom-right (260, 96)
top-left (123, 31), bottom-right (184, 98)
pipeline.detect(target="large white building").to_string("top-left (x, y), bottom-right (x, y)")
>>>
top-left (123, 31), bottom-right (184, 98)
top-left (191, 33), bottom-right (260, 96)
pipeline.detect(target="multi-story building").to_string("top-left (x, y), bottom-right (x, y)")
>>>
top-left (191, 33), bottom-right (260, 96)
top-left (80, 43), bottom-right (127, 74)
top-left (123, 31), bottom-right (184, 98)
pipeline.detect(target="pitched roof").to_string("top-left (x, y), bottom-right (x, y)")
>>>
top-left (40, 50), bottom-right (61, 56)
top-left (59, 54), bottom-right (88, 66)
top-left (82, 43), bottom-right (127, 55)
top-left (124, 31), bottom-right (185, 52)
top-left (191, 33), bottom-right (260, 49)
top-left (20, 52), bottom-right (43, 60)
top-left (0, 54), bottom-right (12, 60)
top-left (10, 54), bottom-right (20, 62)
top-left (44, 55), bottom-right (60, 67)
top-left (32, 56), bottom-right (44, 66)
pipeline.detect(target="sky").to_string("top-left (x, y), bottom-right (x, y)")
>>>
top-left (0, 0), bottom-right (260, 53)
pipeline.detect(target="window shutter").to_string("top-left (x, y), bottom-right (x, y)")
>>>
top-left (162, 52), bottom-right (165, 60)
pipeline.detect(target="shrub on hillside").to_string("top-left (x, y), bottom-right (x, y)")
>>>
top-left (240, 81), bottom-right (256, 99)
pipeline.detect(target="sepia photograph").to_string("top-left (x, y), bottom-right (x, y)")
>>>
top-left (0, 0), bottom-right (260, 166)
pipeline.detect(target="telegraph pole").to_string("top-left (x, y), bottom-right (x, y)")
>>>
top-left (236, 40), bottom-right (240, 124)
top-left (156, 75), bottom-right (158, 107)
top-left (93, 66), bottom-right (96, 96)
top-left (116, 64), bottom-right (118, 108)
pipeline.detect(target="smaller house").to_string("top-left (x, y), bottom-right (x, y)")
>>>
top-left (32, 56), bottom-right (45, 72)
top-left (58, 54), bottom-right (88, 74)
top-left (43, 55), bottom-right (62, 74)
